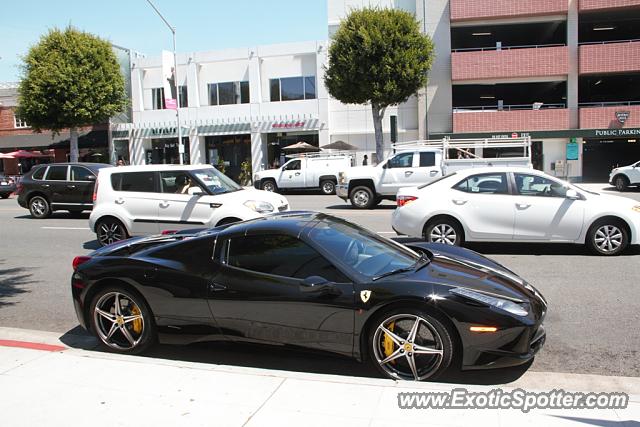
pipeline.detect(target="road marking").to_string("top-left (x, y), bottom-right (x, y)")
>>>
top-left (41, 226), bottom-right (90, 230)
top-left (0, 339), bottom-right (66, 352)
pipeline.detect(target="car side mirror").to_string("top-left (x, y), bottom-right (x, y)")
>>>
top-left (565, 189), bottom-right (580, 200)
top-left (87, 175), bottom-right (96, 181)
top-left (300, 276), bottom-right (340, 295)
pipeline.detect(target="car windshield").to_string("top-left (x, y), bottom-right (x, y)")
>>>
top-left (191, 168), bottom-right (242, 195)
top-left (307, 216), bottom-right (420, 279)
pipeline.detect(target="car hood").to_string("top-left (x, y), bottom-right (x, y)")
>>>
top-left (583, 191), bottom-right (638, 208)
top-left (255, 169), bottom-right (280, 179)
top-left (406, 242), bottom-right (546, 305)
top-left (205, 188), bottom-right (289, 208)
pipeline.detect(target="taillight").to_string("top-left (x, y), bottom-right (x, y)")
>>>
top-left (72, 256), bottom-right (91, 270)
top-left (92, 177), bottom-right (99, 202)
top-left (397, 195), bottom-right (418, 207)
top-left (161, 229), bottom-right (178, 235)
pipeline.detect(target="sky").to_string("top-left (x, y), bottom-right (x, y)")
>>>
top-left (0, 0), bottom-right (328, 82)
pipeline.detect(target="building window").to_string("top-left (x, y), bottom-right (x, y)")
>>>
top-left (179, 85), bottom-right (188, 108)
top-left (152, 88), bottom-right (165, 110)
top-left (14, 114), bottom-right (29, 128)
top-left (207, 81), bottom-right (250, 106)
top-left (270, 76), bottom-right (316, 102)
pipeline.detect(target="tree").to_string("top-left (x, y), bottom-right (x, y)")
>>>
top-left (17, 27), bottom-right (126, 162)
top-left (324, 8), bottom-right (434, 163)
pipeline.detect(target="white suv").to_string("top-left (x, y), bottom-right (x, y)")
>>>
top-left (90, 164), bottom-right (290, 246)
top-left (610, 160), bottom-right (640, 191)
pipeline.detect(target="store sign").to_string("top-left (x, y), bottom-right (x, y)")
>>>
top-left (150, 127), bottom-right (176, 136)
top-left (490, 132), bottom-right (530, 139)
top-left (271, 121), bottom-right (305, 129)
top-left (594, 128), bottom-right (640, 137)
top-left (616, 111), bottom-right (630, 124)
top-left (566, 141), bottom-right (579, 160)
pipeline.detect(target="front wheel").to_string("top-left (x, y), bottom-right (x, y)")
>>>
top-left (586, 220), bottom-right (629, 256)
top-left (614, 175), bottom-right (629, 192)
top-left (424, 218), bottom-right (463, 246)
top-left (29, 196), bottom-right (51, 219)
top-left (369, 308), bottom-right (453, 381)
top-left (96, 218), bottom-right (128, 247)
top-left (261, 180), bottom-right (278, 193)
top-left (320, 180), bottom-right (336, 195)
top-left (89, 287), bottom-right (156, 354)
top-left (349, 186), bottom-right (375, 209)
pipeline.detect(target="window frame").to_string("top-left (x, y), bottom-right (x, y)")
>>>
top-left (452, 172), bottom-right (511, 195)
top-left (44, 165), bottom-right (69, 181)
top-left (110, 171), bottom-right (159, 193)
top-left (151, 87), bottom-right (165, 110)
top-left (269, 76), bottom-right (316, 102)
top-left (13, 114), bottom-right (29, 129)
top-left (70, 166), bottom-right (95, 182)
top-left (386, 152), bottom-right (414, 169)
top-left (207, 81), bottom-right (250, 106)
top-left (512, 172), bottom-right (570, 198)
top-left (31, 166), bottom-right (48, 181)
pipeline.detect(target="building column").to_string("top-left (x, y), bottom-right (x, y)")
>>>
top-left (190, 131), bottom-right (204, 165)
top-left (567, 0), bottom-right (579, 130)
top-left (251, 132), bottom-right (266, 174)
top-left (129, 131), bottom-right (145, 165)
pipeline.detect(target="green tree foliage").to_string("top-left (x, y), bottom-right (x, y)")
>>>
top-left (17, 27), bottom-right (126, 162)
top-left (324, 8), bottom-right (434, 163)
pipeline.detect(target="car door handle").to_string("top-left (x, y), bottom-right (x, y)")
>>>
top-left (66, 185), bottom-right (76, 189)
top-left (405, 171), bottom-right (414, 176)
top-left (209, 282), bottom-right (227, 292)
top-left (159, 201), bottom-right (169, 208)
top-left (516, 203), bottom-right (531, 209)
top-left (452, 199), bottom-right (467, 205)
top-left (295, 172), bottom-right (301, 176)
top-left (429, 170), bottom-right (438, 176)
top-left (115, 198), bottom-right (125, 205)
top-left (41, 184), bottom-right (50, 188)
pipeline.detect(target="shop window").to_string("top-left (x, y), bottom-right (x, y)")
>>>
top-left (152, 88), bottom-right (165, 110)
top-left (208, 81), bottom-right (250, 106)
top-left (270, 76), bottom-right (316, 102)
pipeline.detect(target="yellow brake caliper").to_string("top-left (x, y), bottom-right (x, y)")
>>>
top-left (131, 305), bottom-right (143, 334)
top-left (383, 321), bottom-right (396, 362)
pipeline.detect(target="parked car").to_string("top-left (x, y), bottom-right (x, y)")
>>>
top-left (90, 164), bottom-right (290, 246)
top-left (336, 138), bottom-right (532, 209)
top-left (254, 154), bottom-right (353, 195)
top-left (610, 160), bottom-right (640, 191)
top-left (16, 163), bottom-right (111, 218)
top-left (71, 212), bottom-right (546, 381)
top-left (0, 174), bottom-right (16, 199)
top-left (392, 167), bottom-right (640, 256)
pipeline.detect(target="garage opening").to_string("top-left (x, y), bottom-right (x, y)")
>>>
top-left (582, 139), bottom-right (640, 182)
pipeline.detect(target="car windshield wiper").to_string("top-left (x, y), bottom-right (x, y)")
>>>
top-left (412, 251), bottom-right (431, 272)
top-left (371, 252), bottom-right (431, 281)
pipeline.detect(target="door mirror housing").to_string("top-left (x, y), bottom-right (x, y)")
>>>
top-left (565, 189), bottom-right (580, 200)
top-left (87, 175), bottom-right (97, 181)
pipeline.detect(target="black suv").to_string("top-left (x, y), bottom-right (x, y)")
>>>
top-left (17, 163), bottom-right (112, 218)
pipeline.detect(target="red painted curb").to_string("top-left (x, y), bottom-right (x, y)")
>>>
top-left (0, 339), bottom-right (67, 352)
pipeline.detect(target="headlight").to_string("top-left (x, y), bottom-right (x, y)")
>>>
top-left (450, 287), bottom-right (528, 317)
top-left (244, 200), bottom-right (274, 213)
top-left (633, 205), bottom-right (640, 213)
top-left (339, 172), bottom-right (346, 185)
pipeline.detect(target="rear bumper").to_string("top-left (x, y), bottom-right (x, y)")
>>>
top-left (0, 184), bottom-right (16, 195)
top-left (336, 184), bottom-right (348, 200)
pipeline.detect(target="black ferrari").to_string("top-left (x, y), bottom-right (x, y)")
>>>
top-left (71, 212), bottom-right (547, 381)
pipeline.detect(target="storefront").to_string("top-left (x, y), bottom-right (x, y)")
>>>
top-left (205, 134), bottom-right (251, 182)
top-left (266, 131), bottom-right (320, 168)
top-left (581, 129), bottom-right (640, 182)
top-left (150, 137), bottom-right (190, 165)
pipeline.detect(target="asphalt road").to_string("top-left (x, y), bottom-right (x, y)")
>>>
top-left (1, 183), bottom-right (639, 379)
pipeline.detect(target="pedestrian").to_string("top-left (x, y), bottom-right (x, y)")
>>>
top-left (362, 155), bottom-right (368, 166)
top-left (117, 158), bottom-right (125, 167)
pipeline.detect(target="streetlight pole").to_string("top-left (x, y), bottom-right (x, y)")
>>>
top-left (145, 0), bottom-right (184, 165)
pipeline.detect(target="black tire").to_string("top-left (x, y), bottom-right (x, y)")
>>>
top-left (29, 195), bottom-right (51, 219)
top-left (614, 175), bottom-right (629, 192)
top-left (586, 219), bottom-right (629, 256)
top-left (368, 307), bottom-right (454, 381)
top-left (89, 286), bottom-right (156, 355)
top-left (349, 186), bottom-right (375, 209)
top-left (96, 218), bottom-right (128, 247)
top-left (261, 179), bottom-right (278, 193)
top-left (0, 193), bottom-right (9, 199)
top-left (424, 217), bottom-right (464, 246)
top-left (320, 180), bottom-right (336, 195)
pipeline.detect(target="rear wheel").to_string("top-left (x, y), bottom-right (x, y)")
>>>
top-left (89, 286), bottom-right (156, 354)
top-left (261, 180), bottom-right (277, 193)
top-left (614, 175), bottom-right (629, 192)
top-left (96, 218), bottom-right (128, 247)
top-left (586, 219), bottom-right (629, 256)
top-left (0, 193), bottom-right (9, 199)
top-left (320, 180), bottom-right (336, 195)
top-left (29, 196), bottom-right (51, 219)
top-left (424, 218), bottom-right (463, 246)
top-left (368, 308), bottom-right (453, 381)
top-left (349, 186), bottom-right (375, 209)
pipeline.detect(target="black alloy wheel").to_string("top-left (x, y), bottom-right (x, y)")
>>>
top-left (96, 218), bottom-right (128, 247)
top-left (614, 175), bottom-right (629, 192)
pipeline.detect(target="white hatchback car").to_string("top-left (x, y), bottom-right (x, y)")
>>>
top-left (90, 164), bottom-right (290, 246)
top-left (392, 167), bottom-right (640, 255)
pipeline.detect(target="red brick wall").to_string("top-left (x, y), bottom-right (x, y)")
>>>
top-left (580, 105), bottom-right (640, 129)
top-left (579, 41), bottom-right (640, 74)
top-left (453, 109), bottom-right (570, 133)
top-left (451, 0), bottom-right (568, 21)
top-left (452, 46), bottom-right (569, 81)
top-left (579, 0), bottom-right (640, 11)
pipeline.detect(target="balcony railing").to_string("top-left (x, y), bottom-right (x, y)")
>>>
top-left (452, 43), bottom-right (565, 53)
top-left (578, 101), bottom-right (640, 107)
top-left (579, 39), bottom-right (640, 46)
top-left (454, 103), bottom-right (566, 112)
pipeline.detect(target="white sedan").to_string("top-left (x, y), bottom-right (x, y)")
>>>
top-left (392, 167), bottom-right (640, 255)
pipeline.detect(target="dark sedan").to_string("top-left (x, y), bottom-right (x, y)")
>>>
top-left (71, 212), bottom-right (547, 381)
top-left (0, 174), bottom-right (16, 198)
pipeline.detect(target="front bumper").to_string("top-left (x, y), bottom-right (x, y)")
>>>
top-left (336, 184), bottom-right (348, 200)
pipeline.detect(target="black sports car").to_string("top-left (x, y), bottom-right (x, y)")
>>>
top-left (71, 212), bottom-right (547, 381)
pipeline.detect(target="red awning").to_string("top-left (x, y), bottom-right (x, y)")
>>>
top-left (0, 150), bottom-right (53, 159)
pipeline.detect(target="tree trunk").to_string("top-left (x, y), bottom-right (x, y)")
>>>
top-left (371, 104), bottom-right (385, 165)
top-left (70, 127), bottom-right (79, 163)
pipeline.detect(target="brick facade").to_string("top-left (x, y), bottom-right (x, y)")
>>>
top-left (579, 0), bottom-right (640, 11)
top-left (451, 46), bottom-right (569, 81)
top-left (579, 41), bottom-right (640, 74)
top-left (450, 0), bottom-right (568, 21)
top-left (453, 109), bottom-right (570, 133)
top-left (0, 107), bottom-right (31, 137)
top-left (579, 105), bottom-right (640, 129)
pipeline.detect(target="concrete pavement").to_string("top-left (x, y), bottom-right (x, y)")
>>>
top-left (0, 327), bottom-right (638, 427)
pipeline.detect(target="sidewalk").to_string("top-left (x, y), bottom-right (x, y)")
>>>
top-left (0, 327), bottom-right (638, 426)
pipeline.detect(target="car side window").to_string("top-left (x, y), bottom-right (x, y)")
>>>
top-left (224, 234), bottom-right (349, 283)
top-left (31, 167), bottom-right (46, 180)
top-left (454, 173), bottom-right (509, 195)
top-left (159, 171), bottom-right (204, 195)
top-left (387, 152), bottom-right (413, 169)
top-left (45, 166), bottom-right (68, 181)
top-left (514, 173), bottom-right (568, 198)
top-left (71, 166), bottom-right (94, 182)
top-left (419, 152), bottom-right (436, 167)
top-left (284, 160), bottom-right (301, 171)
top-left (111, 172), bottom-right (156, 192)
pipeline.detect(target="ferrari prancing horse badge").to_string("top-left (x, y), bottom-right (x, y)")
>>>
top-left (360, 290), bottom-right (372, 303)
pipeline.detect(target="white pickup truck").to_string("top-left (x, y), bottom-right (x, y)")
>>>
top-left (254, 154), bottom-right (353, 195)
top-left (336, 137), bottom-right (533, 208)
